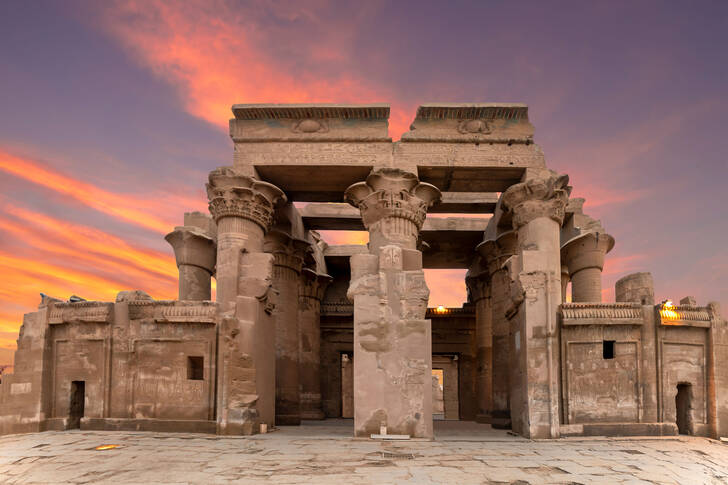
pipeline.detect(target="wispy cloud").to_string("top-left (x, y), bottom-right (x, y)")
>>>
top-left (92, 1), bottom-right (413, 138)
top-left (0, 150), bottom-right (198, 233)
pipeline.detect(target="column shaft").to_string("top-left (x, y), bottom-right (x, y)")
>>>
top-left (206, 166), bottom-right (284, 435)
top-left (501, 173), bottom-right (569, 439)
top-left (178, 265), bottom-right (212, 301)
top-left (345, 168), bottom-right (441, 439)
top-left (299, 272), bottom-right (329, 420)
top-left (570, 267), bottom-right (602, 303)
top-left (474, 288), bottom-right (493, 421)
top-left (272, 262), bottom-right (301, 425)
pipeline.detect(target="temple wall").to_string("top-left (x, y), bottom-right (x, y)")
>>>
top-left (0, 308), bottom-right (52, 435)
top-left (558, 300), bottom-right (725, 437)
top-left (0, 299), bottom-right (219, 435)
top-left (559, 308), bottom-right (643, 425)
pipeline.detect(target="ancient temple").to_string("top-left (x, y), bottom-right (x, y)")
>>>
top-left (1, 103), bottom-right (726, 439)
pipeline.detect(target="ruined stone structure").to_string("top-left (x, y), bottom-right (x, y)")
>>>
top-left (1, 103), bottom-right (726, 440)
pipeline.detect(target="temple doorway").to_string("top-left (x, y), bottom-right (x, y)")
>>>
top-left (69, 381), bottom-right (85, 429)
top-left (675, 383), bottom-right (694, 435)
top-left (432, 355), bottom-right (459, 420)
top-left (341, 353), bottom-right (354, 418)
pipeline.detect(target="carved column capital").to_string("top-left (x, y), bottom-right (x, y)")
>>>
top-left (501, 174), bottom-right (571, 229)
top-left (561, 231), bottom-right (615, 275)
top-left (466, 272), bottom-right (490, 303)
top-left (206, 166), bottom-right (286, 232)
top-left (165, 226), bottom-right (216, 273)
top-left (477, 230), bottom-right (518, 275)
top-left (344, 168), bottom-right (441, 247)
top-left (300, 268), bottom-right (333, 301)
top-left (264, 229), bottom-right (310, 275)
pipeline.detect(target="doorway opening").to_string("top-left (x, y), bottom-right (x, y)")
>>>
top-left (675, 382), bottom-right (694, 435)
top-left (432, 369), bottom-right (445, 420)
top-left (340, 352), bottom-right (354, 418)
top-left (69, 381), bottom-right (85, 429)
top-left (432, 355), bottom-right (459, 420)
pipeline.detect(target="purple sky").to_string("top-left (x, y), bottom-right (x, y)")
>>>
top-left (0, 0), bottom-right (726, 365)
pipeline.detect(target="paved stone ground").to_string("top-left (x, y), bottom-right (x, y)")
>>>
top-left (0, 420), bottom-right (727, 484)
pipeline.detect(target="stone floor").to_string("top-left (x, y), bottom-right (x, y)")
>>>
top-left (0, 420), bottom-right (727, 484)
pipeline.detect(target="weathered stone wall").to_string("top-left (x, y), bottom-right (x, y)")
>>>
top-left (0, 306), bottom-right (53, 435)
top-left (0, 299), bottom-right (220, 435)
top-left (559, 303), bottom-right (644, 425)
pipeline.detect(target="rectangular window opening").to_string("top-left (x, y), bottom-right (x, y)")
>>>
top-left (187, 356), bottom-right (204, 380)
top-left (603, 340), bottom-right (615, 359)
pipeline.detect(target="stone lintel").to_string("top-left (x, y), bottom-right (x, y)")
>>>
top-left (402, 103), bottom-right (533, 143)
top-left (230, 103), bottom-right (391, 142)
top-left (300, 202), bottom-right (490, 231)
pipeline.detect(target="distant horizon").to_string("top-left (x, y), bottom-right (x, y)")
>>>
top-left (1, 0), bottom-right (726, 367)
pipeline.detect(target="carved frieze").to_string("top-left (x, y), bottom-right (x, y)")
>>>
top-left (127, 300), bottom-right (219, 323)
top-left (560, 302), bottom-right (644, 326)
top-left (48, 301), bottom-right (113, 324)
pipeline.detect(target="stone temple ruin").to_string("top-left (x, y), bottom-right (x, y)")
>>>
top-left (1, 103), bottom-right (726, 440)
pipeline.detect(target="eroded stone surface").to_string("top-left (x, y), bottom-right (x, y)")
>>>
top-left (0, 424), bottom-right (727, 484)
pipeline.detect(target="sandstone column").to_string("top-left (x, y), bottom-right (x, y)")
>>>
top-left (477, 230), bottom-right (517, 427)
top-left (165, 215), bottom-right (216, 301)
top-left (264, 229), bottom-right (310, 425)
top-left (465, 264), bottom-right (492, 423)
top-left (207, 166), bottom-right (285, 434)
top-left (299, 268), bottom-right (332, 420)
top-left (561, 232), bottom-right (614, 302)
top-left (345, 168), bottom-right (440, 438)
top-left (501, 173), bottom-right (570, 439)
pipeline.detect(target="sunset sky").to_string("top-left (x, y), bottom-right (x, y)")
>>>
top-left (1, 1), bottom-right (726, 367)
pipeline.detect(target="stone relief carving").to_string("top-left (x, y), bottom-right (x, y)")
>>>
top-left (291, 118), bottom-right (329, 134)
top-left (457, 119), bottom-right (491, 134)
top-left (206, 166), bottom-right (286, 231)
top-left (344, 169), bottom-right (441, 233)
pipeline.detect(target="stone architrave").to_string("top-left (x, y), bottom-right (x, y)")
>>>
top-left (264, 229), bottom-right (310, 426)
top-left (476, 230), bottom-right (517, 427)
top-left (165, 225), bottom-right (216, 301)
top-left (501, 173), bottom-right (570, 439)
top-left (298, 267), bottom-right (332, 420)
top-left (207, 166), bottom-right (286, 435)
top-left (345, 168), bottom-right (440, 438)
top-left (561, 232), bottom-right (614, 302)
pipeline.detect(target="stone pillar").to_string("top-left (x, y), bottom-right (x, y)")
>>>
top-left (501, 173), bottom-right (570, 439)
top-left (345, 168), bottom-right (440, 438)
top-left (616, 272), bottom-right (654, 305)
top-left (207, 166), bottom-right (285, 434)
top-left (561, 232), bottom-right (614, 302)
top-left (466, 266), bottom-right (492, 423)
top-left (264, 229), bottom-right (309, 425)
top-left (299, 268), bottom-right (332, 420)
top-left (477, 230), bottom-right (517, 427)
top-left (165, 223), bottom-right (216, 301)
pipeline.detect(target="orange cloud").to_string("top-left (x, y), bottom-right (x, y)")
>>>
top-left (95, 1), bottom-right (412, 138)
top-left (0, 150), bottom-right (201, 233)
top-left (2, 204), bottom-right (177, 280)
